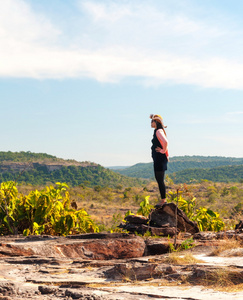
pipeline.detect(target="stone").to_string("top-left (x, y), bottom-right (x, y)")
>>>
top-left (0, 243), bottom-right (34, 257)
top-left (38, 285), bottom-right (58, 294)
top-left (149, 203), bottom-right (199, 234)
top-left (216, 230), bottom-right (237, 239)
top-left (150, 225), bottom-right (178, 237)
top-left (1, 233), bottom-right (146, 260)
top-left (118, 222), bottom-right (145, 234)
top-left (66, 232), bottom-right (131, 239)
top-left (1, 234), bottom-right (243, 299)
top-left (220, 248), bottom-right (243, 257)
top-left (124, 215), bottom-right (149, 225)
top-left (145, 238), bottom-right (171, 255)
top-left (165, 266), bottom-right (176, 274)
top-left (55, 235), bottom-right (146, 260)
top-left (65, 289), bottom-right (106, 299)
top-left (0, 283), bottom-right (16, 296)
top-left (104, 262), bottom-right (158, 280)
top-left (235, 220), bottom-right (243, 230)
top-left (193, 232), bottom-right (217, 240)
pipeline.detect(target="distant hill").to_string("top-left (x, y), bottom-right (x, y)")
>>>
top-left (0, 151), bottom-right (147, 187)
top-left (112, 156), bottom-right (243, 183)
top-left (169, 165), bottom-right (243, 183)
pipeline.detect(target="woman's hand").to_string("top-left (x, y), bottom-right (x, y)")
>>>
top-left (155, 146), bottom-right (163, 153)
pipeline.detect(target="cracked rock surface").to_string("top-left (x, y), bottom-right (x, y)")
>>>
top-left (0, 233), bottom-right (243, 299)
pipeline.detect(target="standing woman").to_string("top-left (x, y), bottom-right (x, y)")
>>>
top-left (150, 114), bottom-right (169, 206)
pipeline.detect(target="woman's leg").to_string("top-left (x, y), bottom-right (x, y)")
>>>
top-left (154, 170), bottom-right (166, 203)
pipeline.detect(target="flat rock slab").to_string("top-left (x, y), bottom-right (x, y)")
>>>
top-left (1, 233), bottom-right (243, 299)
top-left (102, 285), bottom-right (243, 300)
top-left (0, 233), bottom-right (146, 260)
top-left (1, 247), bottom-right (243, 299)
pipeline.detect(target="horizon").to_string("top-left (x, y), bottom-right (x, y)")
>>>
top-left (0, 0), bottom-right (243, 166)
top-left (1, 150), bottom-right (243, 168)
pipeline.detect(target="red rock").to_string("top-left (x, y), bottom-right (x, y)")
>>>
top-left (55, 236), bottom-right (145, 260)
top-left (0, 243), bottom-right (34, 257)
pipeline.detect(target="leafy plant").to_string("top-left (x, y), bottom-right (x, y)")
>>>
top-left (137, 196), bottom-right (153, 217)
top-left (168, 190), bottom-right (225, 232)
top-left (168, 237), bottom-right (195, 252)
top-left (193, 207), bottom-right (225, 231)
top-left (0, 181), bottom-right (99, 236)
top-left (168, 190), bottom-right (196, 218)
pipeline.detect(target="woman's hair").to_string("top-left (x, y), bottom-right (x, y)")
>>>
top-left (155, 121), bottom-right (162, 129)
top-left (155, 121), bottom-right (167, 136)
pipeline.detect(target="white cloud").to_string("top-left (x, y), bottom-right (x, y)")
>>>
top-left (227, 111), bottom-right (243, 115)
top-left (0, 0), bottom-right (60, 42)
top-left (1, 0), bottom-right (243, 89)
top-left (225, 111), bottom-right (243, 124)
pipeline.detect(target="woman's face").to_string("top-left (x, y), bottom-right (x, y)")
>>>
top-left (151, 120), bottom-right (156, 128)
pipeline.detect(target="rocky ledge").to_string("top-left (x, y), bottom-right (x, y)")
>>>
top-left (0, 204), bottom-right (243, 300)
top-left (0, 229), bottom-right (243, 299)
top-left (119, 202), bottom-right (199, 236)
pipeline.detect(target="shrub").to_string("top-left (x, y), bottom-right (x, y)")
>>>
top-left (0, 181), bottom-right (99, 236)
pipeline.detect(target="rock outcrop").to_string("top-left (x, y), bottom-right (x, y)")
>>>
top-left (0, 232), bottom-right (243, 299)
top-left (0, 233), bottom-right (146, 260)
top-left (119, 203), bottom-right (199, 236)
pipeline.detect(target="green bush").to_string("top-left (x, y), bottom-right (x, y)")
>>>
top-left (0, 181), bottom-right (99, 236)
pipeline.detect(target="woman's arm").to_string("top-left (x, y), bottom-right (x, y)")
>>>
top-left (156, 129), bottom-right (169, 157)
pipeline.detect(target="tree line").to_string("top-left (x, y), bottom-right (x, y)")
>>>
top-left (0, 164), bottom-right (147, 187)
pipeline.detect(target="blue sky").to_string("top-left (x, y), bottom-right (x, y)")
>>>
top-left (0, 0), bottom-right (242, 166)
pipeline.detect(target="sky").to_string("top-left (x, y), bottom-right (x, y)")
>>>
top-left (0, 0), bottom-right (243, 167)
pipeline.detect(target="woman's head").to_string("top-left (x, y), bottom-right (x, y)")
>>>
top-left (151, 119), bottom-right (162, 129)
top-left (150, 114), bottom-right (166, 129)
top-left (150, 114), bottom-right (167, 136)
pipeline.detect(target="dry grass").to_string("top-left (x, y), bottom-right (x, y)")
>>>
top-left (17, 181), bottom-right (243, 231)
top-left (209, 238), bottom-right (243, 256)
top-left (162, 253), bottom-right (203, 265)
top-left (199, 268), bottom-right (243, 289)
top-left (211, 283), bottom-right (243, 292)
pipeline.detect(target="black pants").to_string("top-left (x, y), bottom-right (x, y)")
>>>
top-left (154, 171), bottom-right (166, 199)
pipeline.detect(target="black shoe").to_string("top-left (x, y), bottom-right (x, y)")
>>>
top-left (155, 202), bottom-right (166, 208)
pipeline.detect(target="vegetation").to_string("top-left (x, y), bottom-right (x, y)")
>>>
top-left (0, 151), bottom-right (242, 235)
top-left (0, 178), bottom-right (242, 236)
top-left (0, 181), bottom-right (98, 236)
top-left (133, 189), bottom-right (225, 232)
top-left (162, 253), bottom-right (202, 264)
top-left (12, 179), bottom-right (241, 234)
top-left (0, 151), bottom-right (58, 162)
top-left (169, 165), bottom-right (243, 183)
top-left (209, 238), bottom-right (242, 256)
top-left (196, 268), bottom-right (243, 288)
top-left (113, 156), bottom-right (243, 183)
top-left (0, 151), bottom-right (147, 188)
top-left (1, 152), bottom-right (242, 185)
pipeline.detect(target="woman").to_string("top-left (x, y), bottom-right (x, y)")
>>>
top-left (150, 114), bottom-right (169, 206)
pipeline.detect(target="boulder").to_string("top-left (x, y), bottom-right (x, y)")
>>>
top-left (38, 285), bottom-right (58, 295)
top-left (193, 232), bottom-right (217, 240)
top-left (149, 203), bottom-right (199, 234)
top-left (124, 215), bottom-right (149, 225)
top-left (145, 238), bottom-right (171, 255)
top-left (120, 203), bottom-right (199, 236)
top-left (150, 225), bottom-right (178, 237)
top-left (104, 262), bottom-right (158, 280)
top-left (0, 283), bottom-right (16, 296)
top-left (235, 220), bottom-right (243, 230)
